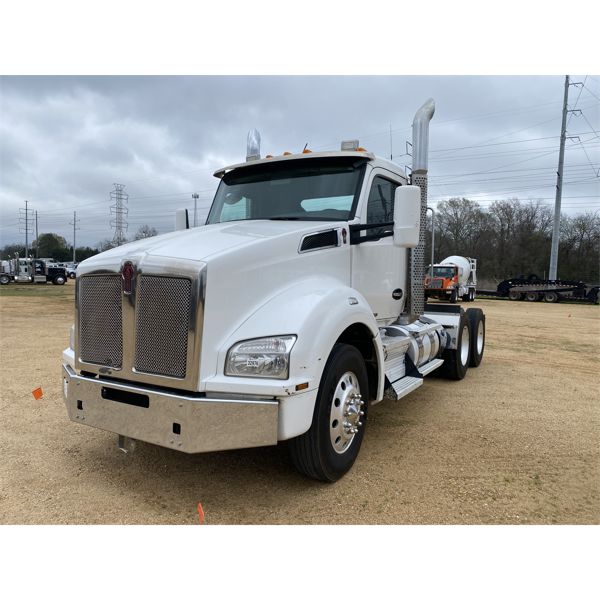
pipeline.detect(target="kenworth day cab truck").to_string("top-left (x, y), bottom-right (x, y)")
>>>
top-left (424, 255), bottom-right (477, 303)
top-left (61, 100), bottom-right (486, 482)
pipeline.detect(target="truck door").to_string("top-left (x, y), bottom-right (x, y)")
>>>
top-left (351, 171), bottom-right (407, 322)
top-left (33, 260), bottom-right (48, 283)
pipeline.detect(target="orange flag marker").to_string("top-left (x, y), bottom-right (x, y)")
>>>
top-left (32, 387), bottom-right (44, 400)
top-left (197, 502), bottom-right (205, 525)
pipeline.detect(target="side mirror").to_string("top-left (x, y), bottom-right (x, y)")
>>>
top-left (175, 208), bottom-right (189, 231)
top-left (393, 185), bottom-right (421, 247)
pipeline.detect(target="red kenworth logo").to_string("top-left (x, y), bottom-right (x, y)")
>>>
top-left (122, 261), bottom-right (135, 295)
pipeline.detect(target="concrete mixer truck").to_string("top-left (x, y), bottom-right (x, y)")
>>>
top-left (424, 256), bottom-right (477, 303)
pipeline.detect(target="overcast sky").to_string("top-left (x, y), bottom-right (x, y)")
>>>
top-left (1, 75), bottom-right (599, 249)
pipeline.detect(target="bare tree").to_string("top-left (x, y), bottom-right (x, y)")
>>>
top-left (134, 225), bottom-right (158, 240)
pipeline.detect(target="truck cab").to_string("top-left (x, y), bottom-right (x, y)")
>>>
top-left (61, 99), bottom-right (486, 481)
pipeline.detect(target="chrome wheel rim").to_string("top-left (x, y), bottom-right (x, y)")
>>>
top-left (329, 371), bottom-right (364, 455)
top-left (476, 321), bottom-right (484, 354)
top-left (460, 325), bottom-right (470, 366)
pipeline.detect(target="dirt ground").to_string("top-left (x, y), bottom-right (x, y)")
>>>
top-left (0, 283), bottom-right (598, 524)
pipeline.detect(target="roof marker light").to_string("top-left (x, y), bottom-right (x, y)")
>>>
top-left (283, 151), bottom-right (292, 156)
top-left (341, 139), bottom-right (359, 151)
top-left (302, 148), bottom-right (312, 154)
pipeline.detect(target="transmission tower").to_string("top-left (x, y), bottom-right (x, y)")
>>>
top-left (110, 183), bottom-right (129, 246)
top-left (19, 200), bottom-right (34, 258)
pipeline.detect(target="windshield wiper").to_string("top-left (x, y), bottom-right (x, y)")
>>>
top-left (268, 216), bottom-right (301, 220)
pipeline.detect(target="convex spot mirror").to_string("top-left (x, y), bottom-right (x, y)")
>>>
top-left (393, 185), bottom-right (421, 247)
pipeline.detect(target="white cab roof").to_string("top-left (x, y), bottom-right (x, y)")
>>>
top-left (213, 150), bottom-right (407, 179)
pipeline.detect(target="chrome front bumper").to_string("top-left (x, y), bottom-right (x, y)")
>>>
top-left (62, 364), bottom-right (278, 453)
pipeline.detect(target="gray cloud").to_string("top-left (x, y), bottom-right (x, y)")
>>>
top-left (1, 75), bottom-right (598, 247)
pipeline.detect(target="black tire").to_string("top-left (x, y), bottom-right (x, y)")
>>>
top-left (508, 290), bottom-right (523, 301)
top-left (470, 288), bottom-right (476, 302)
top-left (544, 291), bottom-right (559, 303)
top-left (450, 289), bottom-right (458, 303)
top-left (525, 292), bottom-right (539, 302)
top-left (53, 275), bottom-right (66, 285)
top-left (69, 272), bottom-right (76, 279)
top-left (462, 293), bottom-right (470, 302)
top-left (440, 312), bottom-right (471, 380)
top-left (0, 274), bottom-right (10, 285)
top-left (466, 308), bottom-right (485, 368)
top-left (289, 343), bottom-right (369, 482)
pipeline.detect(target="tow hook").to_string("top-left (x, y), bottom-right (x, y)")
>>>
top-left (117, 434), bottom-right (136, 454)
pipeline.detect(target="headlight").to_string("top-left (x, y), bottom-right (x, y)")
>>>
top-left (225, 335), bottom-right (296, 379)
top-left (69, 324), bottom-right (75, 350)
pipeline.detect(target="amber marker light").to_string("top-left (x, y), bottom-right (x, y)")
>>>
top-left (295, 382), bottom-right (309, 391)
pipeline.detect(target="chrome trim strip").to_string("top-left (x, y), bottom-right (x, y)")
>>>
top-left (75, 259), bottom-right (206, 391)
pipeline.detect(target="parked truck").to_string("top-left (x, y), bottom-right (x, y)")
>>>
top-left (0, 256), bottom-right (67, 285)
top-left (61, 99), bottom-right (487, 482)
top-left (424, 255), bottom-right (477, 303)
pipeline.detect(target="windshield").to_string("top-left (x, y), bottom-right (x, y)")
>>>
top-left (433, 266), bottom-right (456, 278)
top-left (207, 157), bottom-right (367, 224)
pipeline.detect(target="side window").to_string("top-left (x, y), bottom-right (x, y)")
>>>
top-left (366, 176), bottom-right (398, 234)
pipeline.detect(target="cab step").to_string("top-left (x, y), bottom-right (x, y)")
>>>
top-left (390, 376), bottom-right (423, 399)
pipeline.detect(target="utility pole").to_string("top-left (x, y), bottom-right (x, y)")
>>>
top-left (35, 211), bottom-right (39, 259)
top-left (19, 200), bottom-right (33, 259)
top-left (549, 75), bottom-right (570, 280)
top-left (192, 193), bottom-right (199, 227)
top-left (70, 211), bottom-right (80, 263)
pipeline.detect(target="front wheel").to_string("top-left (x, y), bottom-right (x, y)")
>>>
top-left (450, 289), bottom-right (458, 303)
top-left (289, 343), bottom-right (368, 482)
top-left (53, 275), bottom-right (66, 285)
top-left (0, 274), bottom-right (10, 285)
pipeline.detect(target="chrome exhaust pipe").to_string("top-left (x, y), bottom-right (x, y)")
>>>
top-left (408, 99), bottom-right (435, 317)
top-left (246, 128), bottom-right (261, 162)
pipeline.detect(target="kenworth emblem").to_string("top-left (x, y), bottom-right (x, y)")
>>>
top-left (121, 261), bottom-right (136, 295)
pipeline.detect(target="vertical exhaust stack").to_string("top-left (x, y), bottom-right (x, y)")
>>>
top-left (408, 98), bottom-right (435, 317)
top-left (246, 129), bottom-right (261, 162)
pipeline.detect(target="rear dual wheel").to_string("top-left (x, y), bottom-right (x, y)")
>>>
top-left (466, 308), bottom-right (485, 367)
top-left (440, 308), bottom-right (485, 379)
top-left (289, 343), bottom-right (368, 482)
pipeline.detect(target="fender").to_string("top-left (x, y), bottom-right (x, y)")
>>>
top-left (203, 276), bottom-right (385, 439)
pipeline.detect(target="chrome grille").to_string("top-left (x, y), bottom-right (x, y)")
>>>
top-left (134, 275), bottom-right (192, 378)
top-left (79, 275), bottom-right (123, 368)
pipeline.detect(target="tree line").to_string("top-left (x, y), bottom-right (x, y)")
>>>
top-left (0, 225), bottom-right (158, 263)
top-left (426, 198), bottom-right (600, 285)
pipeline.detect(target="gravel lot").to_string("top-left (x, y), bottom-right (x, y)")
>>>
top-left (1, 283), bottom-right (598, 524)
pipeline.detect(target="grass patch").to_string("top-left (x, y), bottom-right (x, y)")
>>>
top-left (0, 283), bottom-right (75, 298)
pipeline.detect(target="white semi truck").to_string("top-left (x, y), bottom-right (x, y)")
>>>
top-left (61, 99), bottom-right (486, 482)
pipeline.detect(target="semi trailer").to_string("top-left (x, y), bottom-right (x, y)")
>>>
top-left (61, 99), bottom-right (487, 482)
top-left (480, 276), bottom-right (599, 304)
top-left (424, 255), bottom-right (477, 303)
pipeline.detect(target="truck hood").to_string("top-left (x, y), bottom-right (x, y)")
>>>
top-left (78, 220), bottom-right (344, 271)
